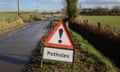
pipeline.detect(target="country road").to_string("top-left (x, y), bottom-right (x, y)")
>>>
top-left (0, 19), bottom-right (53, 72)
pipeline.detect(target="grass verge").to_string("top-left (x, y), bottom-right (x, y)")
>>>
top-left (0, 17), bottom-right (26, 36)
top-left (0, 13), bottom-right (51, 36)
top-left (23, 20), bottom-right (119, 72)
top-left (69, 29), bottom-right (119, 72)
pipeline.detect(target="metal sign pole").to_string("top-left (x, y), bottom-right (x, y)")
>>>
top-left (71, 47), bottom-right (75, 72)
top-left (40, 43), bottom-right (43, 68)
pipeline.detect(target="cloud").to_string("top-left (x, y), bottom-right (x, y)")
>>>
top-left (79, 0), bottom-right (120, 4)
top-left (0, 0), bottom-right (15, 2)
top-left (0, 0), bottom-right (32, 11)
top-left (0, 4), bottom-right (17, 11)
top-left (79, 0), bottom-right (120, 2)
top-left (0, 0), bottom-right (16, 5)
top-left (0, 0), bottom-right (120, 12)
top-left (32, 0), bottom-right (62, 4)
top-left (97, 0), bottom-right (120, 2)
top-left (78, 0), bottom-right (120, 8)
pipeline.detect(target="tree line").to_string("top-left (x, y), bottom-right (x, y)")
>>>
top-left (80, 6), bottom-right (120, 16)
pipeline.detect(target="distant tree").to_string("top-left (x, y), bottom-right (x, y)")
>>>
top-left (62, 0), bottom-right (66, 12)
top-left (103, 8), bottom-right (109, 15)
top-left (78, 1), bottom-right (82, 14)
top-left (81, 8), bottom-right (94, 15)
top-left (94, 7), bottom-right (109, 15)
top-left (34, 9), bottom-right (39, 13)
top-left (56, 11), bottom-right (61, 14)
top-left (61, 8), bottom-right (66, 14)
top-left (66, 0), bottom-right (78, 22)
top-left (110, 6), bottom-right (120, 15)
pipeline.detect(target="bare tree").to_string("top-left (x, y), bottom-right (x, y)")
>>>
top-left (61, 0), bottom-right (67, 16)
top-left (94, 7), bottom-right (109, 15)
top-left (111, 6), bottom-right (120, 15)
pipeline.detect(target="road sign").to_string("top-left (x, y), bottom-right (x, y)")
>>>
top-left (43, 47), bottom-right (73, 62)
top-left (44, 21), bottom-right (74, 49)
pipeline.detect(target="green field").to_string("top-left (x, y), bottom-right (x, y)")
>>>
top-left (0, 13), bottom-right (44, 22)
top-left (78, 16), bottom-right (120, 28)
top-left (0, 13), bottom-right (17, 21)
top-left (0, 12), bottom-right (45, 36)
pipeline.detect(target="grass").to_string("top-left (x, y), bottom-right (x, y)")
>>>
top-left (70, 29), bottom-right (117, 72)
top-left (0, 17), bottom-right (25, 35)
top-left (23, 20), bottom-right (119, 72)
top-left (21, 13), bottom-right (49, 22)
top-left (0, 12), bottom-right (51, 36)
top-left (78, 16), bottom-right (120, 28)
top-left (0, 13), bottom-right (44, 22)
top-left (0, 13), bottom-right (18, 21)
top-left (0, 13), bottom-right (27, 36)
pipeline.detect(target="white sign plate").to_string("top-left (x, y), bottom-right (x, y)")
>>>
top-left (43, 47), bottom-right (73, 62)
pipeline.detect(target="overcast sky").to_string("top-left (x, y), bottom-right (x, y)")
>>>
top-left (0, 0), bottom-right (120, 12)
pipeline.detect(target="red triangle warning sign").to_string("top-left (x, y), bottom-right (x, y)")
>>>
top-left (44, 21), bottom-right (74, 49)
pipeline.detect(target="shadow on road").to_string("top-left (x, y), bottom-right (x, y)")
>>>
top-left (0, 55), bottom-right (28, 65)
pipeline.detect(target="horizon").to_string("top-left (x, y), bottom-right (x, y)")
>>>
top-left (0, 0), bottom-right (120, 12)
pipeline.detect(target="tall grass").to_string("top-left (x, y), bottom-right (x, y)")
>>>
top-left (0, 12), bottom-right (52, 36)
top-left (75, 16), bottom-right (120, 40)
top-left (0, 17), bottom-right (24, 35)
top-left (69, 30), bottom-right (116, 72)
top-left (69, 29), bottom-right (119, 72)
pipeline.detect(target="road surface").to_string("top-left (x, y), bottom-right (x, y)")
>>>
top-left (0, 19), bottom-right (52, 72)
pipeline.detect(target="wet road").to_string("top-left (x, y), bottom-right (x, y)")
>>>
top-left (0, 20), bottom-right (52, 72)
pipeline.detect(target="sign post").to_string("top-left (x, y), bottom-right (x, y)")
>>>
top-left (42, 20), bottom-right (75, 71)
